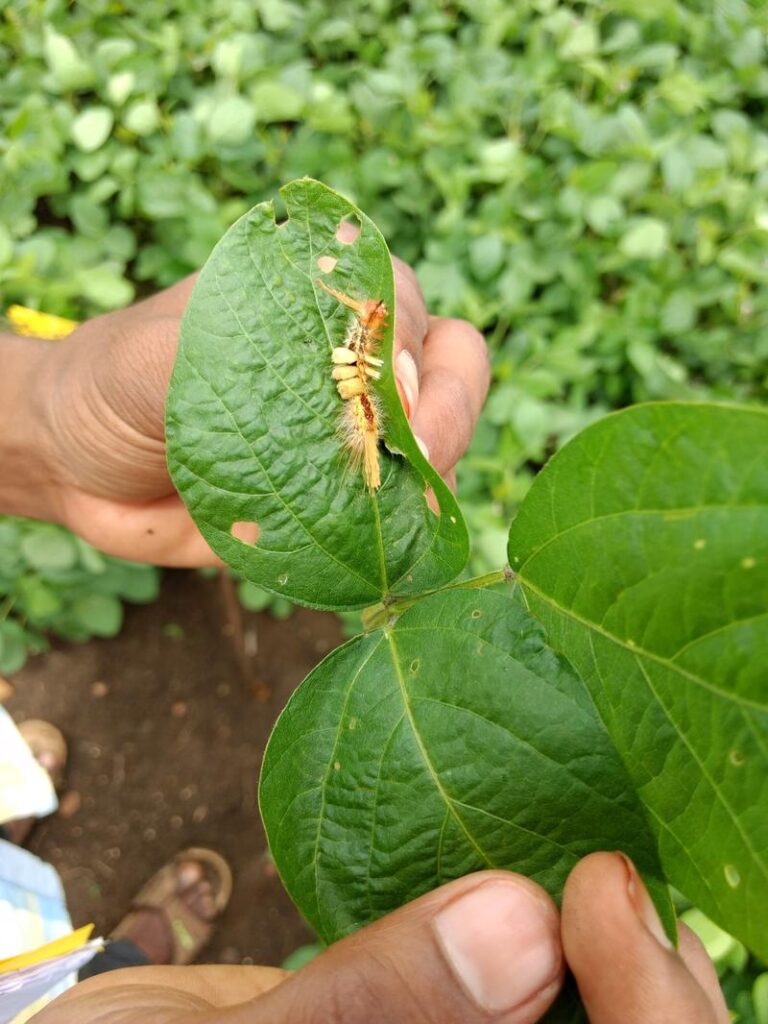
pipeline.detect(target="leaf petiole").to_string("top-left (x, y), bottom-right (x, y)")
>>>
top-left (361, 565), bottom-right (514, 631)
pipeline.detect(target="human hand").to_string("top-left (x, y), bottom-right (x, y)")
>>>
top-left (36, 853), bottom-right (729, 1024)
top-left (20, 253), bottom-right (487, 566)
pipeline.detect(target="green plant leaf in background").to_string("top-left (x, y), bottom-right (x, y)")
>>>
top-left (167, 178), bottom-right (468, 610)
top-left (0, 516), bottom-right (159, 671)
top-left (507, 402), bottom-right (768, 959)
top-left (260, 588), bottom-right (672, 949)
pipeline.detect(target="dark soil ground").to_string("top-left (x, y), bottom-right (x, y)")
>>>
top-left (7, 570), bottom-right (344, 966)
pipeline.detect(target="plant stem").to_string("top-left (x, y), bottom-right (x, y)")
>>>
top-left (0, 593), bottom-right (16, 622)
top-left (361, 565), bottom-right (514, 631)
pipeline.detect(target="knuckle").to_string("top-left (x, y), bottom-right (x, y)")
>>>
top-left (302, 950), bottom-right (447, 1024)
top-left (450, 318), bottom-right (490, 370)
top-left (393, 256), bottom-right (421, 291)
top-left (319, 959), bottom-right (394, 1024)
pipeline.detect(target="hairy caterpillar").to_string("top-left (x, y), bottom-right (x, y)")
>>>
top-left (318, 279), bottom-right (387, 491)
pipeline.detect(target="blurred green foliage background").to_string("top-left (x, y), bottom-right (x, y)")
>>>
top-left (2, 2), bottom-right (767, 1012)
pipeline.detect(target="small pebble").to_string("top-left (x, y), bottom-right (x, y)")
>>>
top-left (58, 790), bottom-right (82, 819)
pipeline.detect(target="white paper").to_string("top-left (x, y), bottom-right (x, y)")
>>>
top-left (0, 710), bottom-right (57, 826)
top-left (0, 942), bottom-right (102, 1024)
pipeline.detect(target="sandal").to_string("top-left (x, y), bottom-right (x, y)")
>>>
top-left (110, 848), bottom-right (233, 965)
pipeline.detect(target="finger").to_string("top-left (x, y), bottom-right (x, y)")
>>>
top-left (392, 256), bottom-right (429, 373)
top-left (409, 317), bottom-right (490, 476)
top-left (217, 871), bottom-right (564, 1024)
top-left (62, 491), bottom-right (229, 568)
top-left (333, 219), bottom-right (427, 404)
top-left (130, 273), bottom-right (199, 319)
top-left (37, 964), bottom-right (287, 1023)
top-left (392, 258), bottom-right (428, 417)
top-left (678, 924), bottom-right (732, 1016)
top-left (562, 852), bottom-right (729, 1024)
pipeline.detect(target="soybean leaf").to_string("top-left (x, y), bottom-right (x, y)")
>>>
top-left (166, 179), bottom-right (467, 610)
top-left (508, 402), bottom-right (768, 959)
top-left (260, 588), bottom-right (672, 950)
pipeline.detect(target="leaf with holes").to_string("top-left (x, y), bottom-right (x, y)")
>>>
top-left (166, 178), bottom-right (467, 610)
top-left (507, 401), bottom-right (768, 959)
top-left (259, 588), bottom-right (672, 954)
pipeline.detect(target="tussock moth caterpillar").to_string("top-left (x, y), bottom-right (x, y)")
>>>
top-left (318, 279), bottom-right (387, 491)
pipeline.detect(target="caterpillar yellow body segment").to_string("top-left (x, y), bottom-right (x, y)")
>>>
top-left (319, 278), bottom-right (388, 492)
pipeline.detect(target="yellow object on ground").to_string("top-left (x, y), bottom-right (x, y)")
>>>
top-left (5, 305), bottom-right (78, 340)
top-left (0, 925), bottom-right (93, 975)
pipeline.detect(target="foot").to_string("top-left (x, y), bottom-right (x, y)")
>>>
top-left (110, 849), bottom-right (232, 965)
top-left (113, 859), bottom-right (219, 964)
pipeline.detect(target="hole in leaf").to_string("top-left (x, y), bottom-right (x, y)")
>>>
top-left (336, 215), bottom-right (360, 244)
top-left (410, 658), bottom-right (420, 673)
top-left (471, 609), bottom-right (482, 619)
top-left (317, 255), bottom-right (337, 273)
top-left (230, 521), bottom-right (260, 545)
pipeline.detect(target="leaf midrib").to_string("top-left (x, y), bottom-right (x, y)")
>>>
top-left (514, 503), bottom-right (768, 566)
top-left (518, 575), bottom-right (767, 713)
top-left (632, 655), bottom-right (768, 888)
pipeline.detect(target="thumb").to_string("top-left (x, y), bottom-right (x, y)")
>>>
top-left (221, 871), bottom-right (564, 1024)
top-left (562, 852), bottom-right (730, 1024)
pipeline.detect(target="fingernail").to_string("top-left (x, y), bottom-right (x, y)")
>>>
top-left (619, 854), bottom-right (674, 951)
top-left (414, 435), bottom-right (430, 462)
top-left (395, 350), bottom-right (419, 419)
top-left (433, 880), bottom-right (561, 1014)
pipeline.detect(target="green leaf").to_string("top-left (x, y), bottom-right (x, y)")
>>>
top-left (17, 576), bottom-right (63, 621)
top-left (20, 525), bottom-right (78, 571)
top-left (559, 21), bottom-right (599, 62)
top-left (618, 218), bottom-right (670, 260)
top-left (237, 580), bottom-right (272, 611)
top-left (755, 973), bottom-right (768, 1024)
top-left (43, 26), bottom-right (95, 91)
top-left (205, 95), bottom-right (256, 145)
top-left (260, 588), bottom-right (671, 946)
top-left (507, 402), bottom-right (768, 959)
top-left (167, 179), bottom-right (468, 610)
top-left (71, 107), bottom-right (114, 152)
top-left (0, 224), bottom-right (13, 267)
top-left (584, 196), bottom-right (623, 234)
top-left (251, 81), bottom-right (304, 123)
top-left (94, 560), bottom-right (160, 603)
top-left (75, 266), bottom-right (134, 309)
top-left (0, 620), bottom-right (28, 675)
top-left (71, 593), bottom-right (123, 636)
top-left (679, 908), bottom-right (743, 967)
top-left (106, 70), bottom-right (136, 106)
top-left (282, 943), bottom-right (322, 971)
top-left (661, 291), bottom-right (696, 335)
top-left (123, 99), bottom-right (160, 136)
